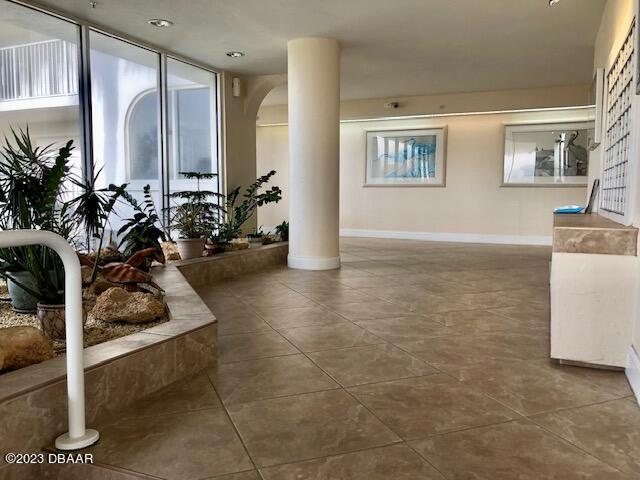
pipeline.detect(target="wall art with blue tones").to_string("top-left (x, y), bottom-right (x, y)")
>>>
top-left (365, 127), bottom-right (447, 186)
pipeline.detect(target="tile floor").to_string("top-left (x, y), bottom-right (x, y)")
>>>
top-left (85, 238), bottom-right (639, 479)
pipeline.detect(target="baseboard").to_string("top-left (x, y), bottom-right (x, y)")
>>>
top-left (288, 254), bottom-right (341, 270)
top-left (626, 346), bottom-right (640, 406)
top-left (339, 228), bottom-right (552, 246)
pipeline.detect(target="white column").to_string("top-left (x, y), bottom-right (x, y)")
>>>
top-left (287, 37), bottom-right (341, 270)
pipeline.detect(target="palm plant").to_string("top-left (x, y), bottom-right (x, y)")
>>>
top-left (167, 172), bottom-right (223, 239)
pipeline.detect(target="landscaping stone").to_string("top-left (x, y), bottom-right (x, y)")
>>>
top-left (161, 241), bottom-right (181, 261)
top-left (0, 326), bottom-right (54, 371)
top-left (91, 287), bottom-right (166, 324)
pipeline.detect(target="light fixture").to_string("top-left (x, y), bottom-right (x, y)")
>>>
top-left (549, 0), bottom-right (561, 5)
top-left (226, 51), bottom-right (245, 58)
top-left (148, 18), bottom-right (173, 28)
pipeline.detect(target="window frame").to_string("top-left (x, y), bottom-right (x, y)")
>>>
top-left (6, 0), bottom-right (223, 227)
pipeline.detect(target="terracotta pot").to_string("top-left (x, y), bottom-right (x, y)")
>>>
top-left (176, 238), bottom-right (206, 260)
top-left (37, 303), bottom-right (87, 340)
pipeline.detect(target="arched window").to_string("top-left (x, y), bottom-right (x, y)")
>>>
top-left (127, 86), bottom-right (213, 181)
top-left (127, 90), bottom-right (158, 181)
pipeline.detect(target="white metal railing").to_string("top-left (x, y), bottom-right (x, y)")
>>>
top-left (0, 39), bottom-right (78, 101)
top-left (0, 230), bottom-right (99, 450)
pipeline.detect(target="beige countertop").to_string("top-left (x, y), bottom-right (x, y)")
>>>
top-left (553, 213), bottom-right (638, 256)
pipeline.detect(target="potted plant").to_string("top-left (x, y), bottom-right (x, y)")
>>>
top-left (167, 172), bottom-right (222, 260)
top-left (246, 227), bottom-right (266, 247)
top-left (213, 170), bottom-right (282, 248)
top-left (118, 185), bottom-right (167, 270)
top-left (275, 221), bottom-right (289, 242)
top-left (0, 128), bottom-right (125, 337)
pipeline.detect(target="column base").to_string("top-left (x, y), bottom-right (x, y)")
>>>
top-left (288, 254), bottom-right (341, 270)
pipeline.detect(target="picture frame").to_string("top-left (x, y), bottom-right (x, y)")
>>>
top-left (502, 121), bottom-right (593, 187)
top-left (364, 127), bottom-right (447, 187)
top-left (588, 68), bottom-right (604, 150)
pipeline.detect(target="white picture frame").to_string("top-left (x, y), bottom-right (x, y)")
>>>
top-left (364, 127), bottom-right (447, 187)
top-left (502, 121), bottom-right (593, 187)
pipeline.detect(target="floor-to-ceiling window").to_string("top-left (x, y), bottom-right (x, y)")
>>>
top-left (0, 0), bottom-right (221, 242)
top-left (0, 1), bottom-right (83, 196)
top-left (89, 31), bottom-right (162, 233)
top-left (167, 58), bottom-right (219, 199)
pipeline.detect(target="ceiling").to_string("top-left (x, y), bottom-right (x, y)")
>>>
top-left (32, 0), bottom-right (606, 105)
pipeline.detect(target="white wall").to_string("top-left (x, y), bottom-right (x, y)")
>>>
top-left (257, 107), bottom-right (593, 244)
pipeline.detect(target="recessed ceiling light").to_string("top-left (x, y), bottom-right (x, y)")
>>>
top-left (148, 18), bottom-right (173, 28)
top-left (226, 51), bottom-right (245, 58)
top-left (549, 0), bottom-right (561, 5)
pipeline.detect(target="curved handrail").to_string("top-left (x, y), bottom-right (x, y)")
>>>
top-left (0, 230), bottom-right (99, 450)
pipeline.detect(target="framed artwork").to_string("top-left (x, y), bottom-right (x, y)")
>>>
top-left (365, 127), bottom-right (447, 186)
top-left (502, 121), bottom-right (593, 187)
top-left (588, 68), bottom-right (604, 150)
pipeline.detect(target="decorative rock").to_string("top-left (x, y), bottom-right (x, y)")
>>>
top-left (161, 241), bottom-right (181, 261)
top-left (0, 326), bottom-right (54, 371)
top-left (91, 287), bottom-right (166, 324)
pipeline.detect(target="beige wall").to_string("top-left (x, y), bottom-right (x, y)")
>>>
top-left (258, 84), bottom-right (591, 125)
top-left (257, 106), bottom-right (593, 242)
top-left (222, 73), bottom-right (285, 232)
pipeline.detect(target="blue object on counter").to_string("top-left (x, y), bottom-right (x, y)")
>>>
top-left (553, 205), bottom-right (584, 214)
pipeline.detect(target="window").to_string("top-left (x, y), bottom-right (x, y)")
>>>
top-left (0, 1), bottom-right (221, 239)
top-left (0, 1), bottom-right (82, 193)
top-left (167, 58), bottom-right (219, 197)
top-left (89, 31), bottom-right (161, 229)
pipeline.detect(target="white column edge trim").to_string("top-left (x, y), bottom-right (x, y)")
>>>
top-left (626, 345), bottom-right (640, 406)
top-left (288, 254), bottom-right (341, 270)
top-left (339, 228), bottom-right (552, 246)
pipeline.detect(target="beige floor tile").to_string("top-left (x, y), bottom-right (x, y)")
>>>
top-left (115, 373), bottom-right (221, 419)
top-left (309, 344), bottom-right (435, 386)
top-left (531, 398), bottom-right (640, 476)
top-left (257, 305), bottom-right (347, 330)
top-left (216, 311), bottom-right (273, 336)
top-left (203, 471), bottom-right (260, 480)
top-left (438, 309), bottom-right (543, 334)
top-left (227, 390), bottom-right (400, 467)
top-left (349, 374), bottom-right (518, 439)
top-left (328, 300), bottom-right (413, 320)
top-left (259, 444), bottom-right (444, 479)
top-left (279, 323), bottom-right (384, 352)
top-left (354, 316), bottom-right (454, 343)
top-left (219, 332), bottom-right (299, 363)
top-left (458, 360), bottom-right (620, 415)
top-left (209, 354), bottom-right (338, 404)
top-left (410, 420), bottom-right (631, 480)
top-left (88, 409), bottom-right (253, 480)
top-left (244, 291), bottom-right (316, 310)
top-left (302, 289), bottom-right (379, 306)
top-left (398, 331), bottom-right (549, 374)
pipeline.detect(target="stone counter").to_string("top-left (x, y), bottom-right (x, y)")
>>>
top-left (552, 213), bottom-right (638, 256)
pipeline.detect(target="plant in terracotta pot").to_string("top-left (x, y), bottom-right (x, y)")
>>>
top-left (167, 172), bottom-right (223, 260)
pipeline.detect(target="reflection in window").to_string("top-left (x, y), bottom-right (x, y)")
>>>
top-left (128, 92), bottom-right (158, 180)
top-left (0, 0), bottom-right (82, 194)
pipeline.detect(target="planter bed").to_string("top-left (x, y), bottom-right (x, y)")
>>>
top-left (0, 242), bottom-right (287, 467)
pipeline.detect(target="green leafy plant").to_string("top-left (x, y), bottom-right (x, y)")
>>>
top-left (215, 170), bottom-right (282, 244)
top-left (0, 128), bottom-right (125, 303)
top-left (167, 172), bottom-right (223, 239)
top-left (275, 221), bottom-right (289, 241)
top-left (118, 184), bottom-right (167, 263)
